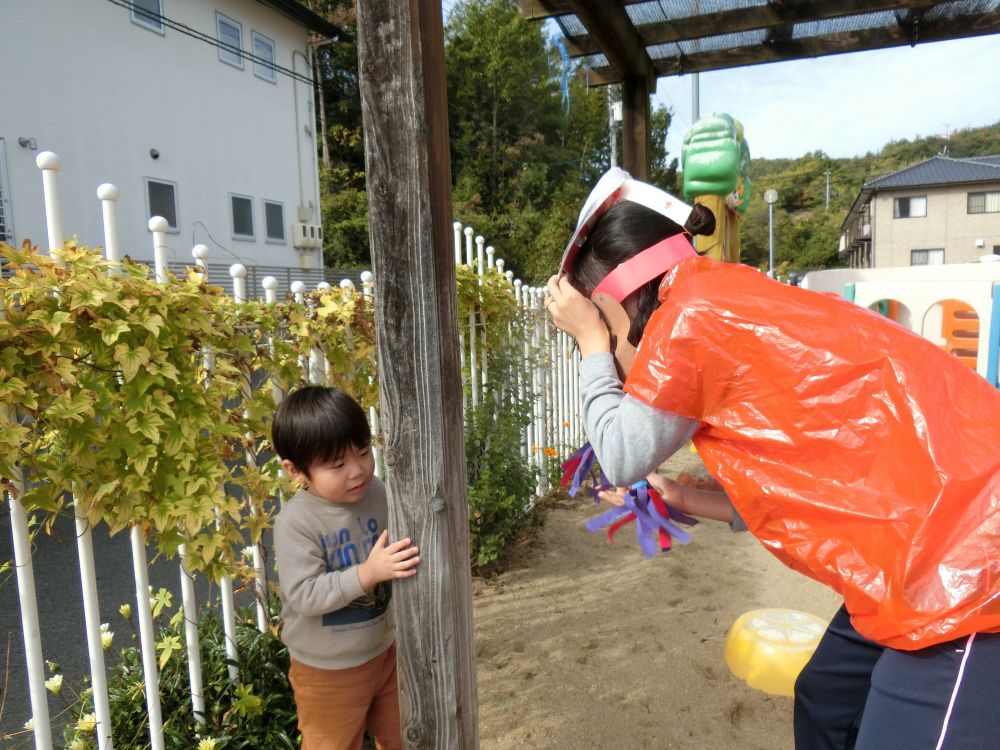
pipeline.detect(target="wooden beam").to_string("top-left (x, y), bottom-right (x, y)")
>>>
top-left (518, 0), bottom-right (645, 22)
top-left (582, 10), bottom-right (1000, 83)
top-left (564, 0), bottom-right (942, 55)
top-left (564, 0), bottom-right (657, 92)
top-left (621, 76), bottom-right (650, 181)
top-left (355, 1), bottom-right (478, 748)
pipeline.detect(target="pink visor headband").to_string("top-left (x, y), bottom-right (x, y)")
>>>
top-left (559, 167), bottom-right (695, 275)
top-left (592, 233), bottom-right (697, 303)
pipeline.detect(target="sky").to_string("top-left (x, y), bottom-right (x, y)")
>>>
top-left (652, 35), bottom-right (1000, 161)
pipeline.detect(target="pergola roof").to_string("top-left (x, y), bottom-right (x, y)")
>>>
top-left (521, 1), bottom-right (1000, 90)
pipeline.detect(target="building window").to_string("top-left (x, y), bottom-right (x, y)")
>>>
top-left (968, 191), bottom-right (1000, 214)
top-left (216, 13), bottom-right (243, 69)
top-left (146, 178), bottom-right (178, 231)
top-left (0, 139), bottom-right (13, 244)
top-left (231, 194), bottom-right (254, 239)
top-left (252, 31), bottom-right (277, 83)
top-left (263, 200), bottom-right (285, 242)
top-left (911, 248), bottom-right (944, 266)
top-left (131, 0), bottom-right (164, 33)
top-left (894, 196), bottom-right (927, 218)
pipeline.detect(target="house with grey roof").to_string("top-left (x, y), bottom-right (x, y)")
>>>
top-left (840, 155), bottom-right (1000, 268)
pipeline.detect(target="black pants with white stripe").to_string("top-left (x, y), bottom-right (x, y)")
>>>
top-left (794, 605), bottom-right (1000, 750)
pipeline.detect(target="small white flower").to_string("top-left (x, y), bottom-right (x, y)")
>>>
top-left (101, 630), bottom-right (114, 651)
top-left (45, 674), bottom-right (63, 694)
top-left (241, 545), bottom-right (255, 561)
top-left (76, 713), bottom-right (97, 732)
top-left (100, 622), bottom-right (110, 633)
top-left (23, 717), bottom-right (34, 731)
top-left (68, 738), bottom-right (87, 750)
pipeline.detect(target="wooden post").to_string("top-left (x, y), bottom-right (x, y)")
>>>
top-left (355, 2), bottom-right (478, 748)
top-left (621, 75), bottom-right (650, 180)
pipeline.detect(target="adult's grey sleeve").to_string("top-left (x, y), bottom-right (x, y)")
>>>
top-left (579, 351), bottom-right (696, 487)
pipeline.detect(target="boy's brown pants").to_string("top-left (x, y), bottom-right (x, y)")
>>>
top-left (289, 643), bottom-right (402, 750)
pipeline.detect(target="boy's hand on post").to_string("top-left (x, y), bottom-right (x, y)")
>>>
top-left (545, 275), bottom-right (610, 357)
top-left (357, 530), bottom-right (420, 591)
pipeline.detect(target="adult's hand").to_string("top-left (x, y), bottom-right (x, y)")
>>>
top-left (545, 274), bottom-right (610, 357)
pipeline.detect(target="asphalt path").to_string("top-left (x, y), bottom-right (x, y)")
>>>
top-left (0, 507), bottom-right (264, 745)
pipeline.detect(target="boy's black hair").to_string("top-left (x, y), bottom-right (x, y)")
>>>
top-left (567, 201), bottom-right (715, 346)
top-left (271, 386), bottom-right (371, 477)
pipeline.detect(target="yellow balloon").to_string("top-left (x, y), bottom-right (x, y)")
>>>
top-left (724, 608), bottom-right (827, 697)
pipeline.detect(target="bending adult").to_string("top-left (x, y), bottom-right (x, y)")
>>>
top-left (547, 167), bottom-right (1000, 750)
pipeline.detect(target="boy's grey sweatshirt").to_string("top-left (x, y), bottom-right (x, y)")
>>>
top-left (274, 479), bottom-right (394, 670)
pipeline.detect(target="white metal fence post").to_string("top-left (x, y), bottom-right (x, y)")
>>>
top-left (5, 408), bottom-right (53, 750)
top-left (36, 151), bottom-right (63, 255)
top-left (464, 227), bottom-right (479, 411)
top-left (359, 271), bottom-right (384, 479)
top-left (514, 279), bottom-right (529, 462)
top-left (37, 158), bottom-right (115, 750)
top-left (149, 216), bottom-right (169, 283)
top-left (231, 263), bottom-right (269, 633)
top-left (476, 235), bottom-right (488, 392)
top-left (97, 183), bottom-right (121, 266)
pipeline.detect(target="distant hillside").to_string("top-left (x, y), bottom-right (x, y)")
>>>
top-left (737, 120), bottom-right (1000, 273)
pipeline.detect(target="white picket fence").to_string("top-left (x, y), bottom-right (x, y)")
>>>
top-left (5, 152), bottom-right (584, 749)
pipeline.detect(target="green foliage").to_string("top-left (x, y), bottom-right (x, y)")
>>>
top-left (455, 266), bottom-right (542, 569)
top-left (444, 0), bottom-right (630, 282)
top-left (58, 602), bottom-right (296, 750)
top-left (0, 241), bottom-right (376, 578)
top-left (742, 120), bottom-right (1000, 271)
top-left (2, 239), bottom-right (541, 577)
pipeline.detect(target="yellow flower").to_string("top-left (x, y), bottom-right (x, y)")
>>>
top-left (101, 629), bottom-right (114, 651)
top-left (119, 603), bottom-right (132, 619)
top-left (198, 739), bottom-right (218, 750)
top-left (76, 713), bottom-right (97, 732)
top-left (68, 739), bottom-right (87, 750)
top-left (44, 674), bottom-right (63, 694)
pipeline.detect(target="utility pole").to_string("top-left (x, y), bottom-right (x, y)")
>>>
top-left (823, 170), bottom-right (832, 211)
top-left (691, 0), bottom-right (700, 123)
top-left (609, 86), bottom-right (618, 168)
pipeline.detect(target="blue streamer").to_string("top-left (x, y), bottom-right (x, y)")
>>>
top-left (555, 34), bottom-right (571, 115)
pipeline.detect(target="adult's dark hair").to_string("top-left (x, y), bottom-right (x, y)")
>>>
top-left (567, 201), bottom-right (715, 346)
top-left (271, 386), bottom-right (371, 477)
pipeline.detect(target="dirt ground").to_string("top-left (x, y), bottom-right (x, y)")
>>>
top-left (473, 448), bottom-right (840, 750)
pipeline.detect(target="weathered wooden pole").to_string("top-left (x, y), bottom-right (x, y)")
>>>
top-left (355, 2), bottom-right (479, 748)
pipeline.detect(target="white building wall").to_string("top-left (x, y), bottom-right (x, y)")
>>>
top-left (873, 182), bottom-right (1000, 267)
top-left (0, 0), bottom-right (323, 270)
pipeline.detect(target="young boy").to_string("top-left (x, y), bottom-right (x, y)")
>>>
top-left (271, 386), bottom-right (420, 750)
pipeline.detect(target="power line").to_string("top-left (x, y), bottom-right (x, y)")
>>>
top-left (106, 0), bottom-right (316, 86)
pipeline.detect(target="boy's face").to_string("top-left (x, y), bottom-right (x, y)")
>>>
top-left (283, 444), bottom-right (375, 503)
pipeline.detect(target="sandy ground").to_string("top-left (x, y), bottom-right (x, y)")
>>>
top-left (473, 449), bottom-right (840, 750)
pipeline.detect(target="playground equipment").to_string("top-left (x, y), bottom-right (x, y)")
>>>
top-left (724, 608), bottom-right (828, 697)
top-left (802, 260), bottom-right (1000, 387)
top-left (681, 112), bottom-right (752, 263)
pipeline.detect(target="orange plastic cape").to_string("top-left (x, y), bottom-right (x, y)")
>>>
top-left (625, 256), bottom-right (1000, 649)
